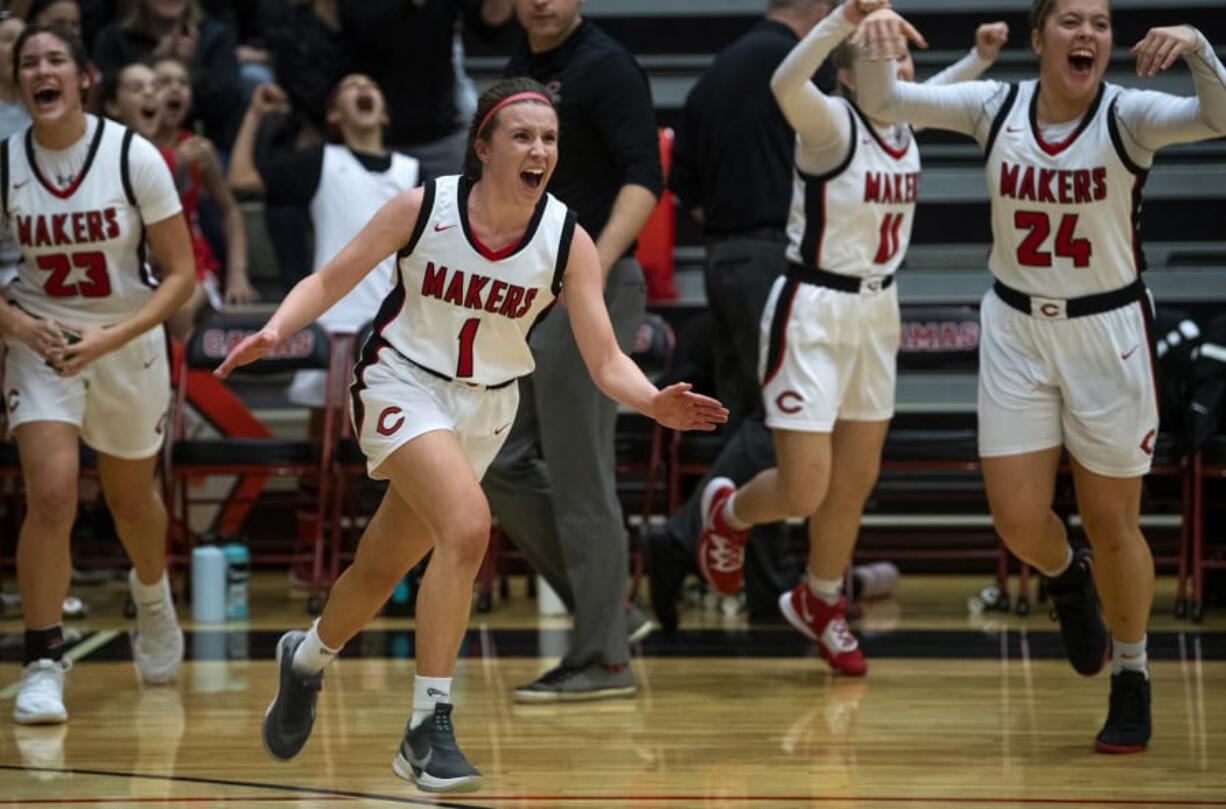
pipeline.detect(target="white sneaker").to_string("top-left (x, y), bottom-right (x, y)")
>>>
top-left (14, 659), bottom-right (70, 725)
top-left (130, 571), bottom-right (184, 685)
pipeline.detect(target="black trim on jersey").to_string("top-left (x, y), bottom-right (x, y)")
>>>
top-left (848, 99), bottom-right (913, 161)
top-left (457, 174), bottom-right (548, 262)
top-left (1, 137), bottom-right (9, 219)
top-left (349, 273), bottom-right (407, 435)
top-left (25, 116), bottom-right (107, 200)
top-left (761, 278), bottom-right (800, 386)
top-left (120, 127), bottom-right (138, 206)
top-left (398, 179), bottom-right (437, 259)
top-left (797, 106), bottom-right (857, 268)
top-left (525, 300), bottom-right (557, 345)
top-left (550, 210), bottom-right (577, 296)
top-left (1106, 98), bottom-right (1150, 275)
top-left (1028, 81), bottom-right (1105, 155)
top-left (984, 83), bottom-right (1020, 159)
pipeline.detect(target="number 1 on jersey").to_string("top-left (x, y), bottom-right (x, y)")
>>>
top-left (456, 318), bottom-right (480, 378)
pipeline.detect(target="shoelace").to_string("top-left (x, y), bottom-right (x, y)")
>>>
top-left (536, 666), bottom-right (580, 687)
top-left (707, 534), bottom-right (745, 573)
top-left (825, 615), bottom-right (859, 653)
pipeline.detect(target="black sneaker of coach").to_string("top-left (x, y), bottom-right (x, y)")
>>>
top-left (1095, 670), bottom-right (1151, 754)
top-left (1046, 548), bottom-right (1111, 676)
top-left (392, 703), bottom-right (481, 793)
top-left (262, 631), bottom-right (323, 761)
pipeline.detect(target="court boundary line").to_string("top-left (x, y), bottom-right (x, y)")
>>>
top-left (2, 766), bottom-right (1224, 807)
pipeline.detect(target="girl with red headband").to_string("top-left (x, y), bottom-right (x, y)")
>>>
top-left (216, 77), bottom-right (727, 794)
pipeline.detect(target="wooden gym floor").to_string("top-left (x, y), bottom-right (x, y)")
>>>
top-left (0, 573), bottom-right (1223, 808)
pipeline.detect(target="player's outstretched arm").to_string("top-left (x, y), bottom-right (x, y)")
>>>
top-left (215, 187), bottom-right (424, 378)
top-left (562, 226), bottom-right (728, 432)
top-left (1119, 25), bottom-right (1226, 153)
top-left (925, 22), bottom-right (1008, 86)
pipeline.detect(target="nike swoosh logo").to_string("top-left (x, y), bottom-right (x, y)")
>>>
top-left (426, 688), bottom-right (448, 698)
top-left (407, 745), bottom-right (433, 769)
top-left (13, 179), bottom-right (29, 189)
top-left (1121, 345), bottom-right (1139, 360)
top-left (434, 223), bottom-right (457, 233)
top-left (494, 423), bottom-right (511, 436)
top-left (1192, 403), bottom-right (1209, 414)
top-left (142, 357), bottom-right (158, 369)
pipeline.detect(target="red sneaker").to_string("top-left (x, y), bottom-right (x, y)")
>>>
top-left (696, 477), bottom-right (749, 595)
top-left (778, 584), bottom-right (867, 676)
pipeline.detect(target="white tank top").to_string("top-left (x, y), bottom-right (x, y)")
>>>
top-left (310, 145), bottom-right (420, 334)
top-left (367, 175), bottom-right (574, 386)
top-left (2, 116), bottom-right (181, 326)
top-left (785, 99), bottom-right (921, 278)
top-left (985, 80), bottom-right (1145, 297)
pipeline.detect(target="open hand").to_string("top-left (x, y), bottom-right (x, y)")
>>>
top-left (1132, 26), bottom-right (1199, 77)
top-left (649, 382), bottom-right (729, 432)
top-left (852, 8), bottom-right (928, 62)
top-left (46, 324), bottom-right (122, 376)
top-left (214, 328), bottom-right (280, 378)
top-left (843, 0), bottom-right (890, 27)
top-left (975, 22), bottom-right (1009, 62)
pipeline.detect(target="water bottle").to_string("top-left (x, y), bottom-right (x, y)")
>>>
top-left (223, 543), bottom-right (250, 621)
top-left (191, 545), bottom-right (226, 623)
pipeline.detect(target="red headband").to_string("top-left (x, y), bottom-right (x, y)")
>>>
top-left (477, 91), bottom-right (552, 137)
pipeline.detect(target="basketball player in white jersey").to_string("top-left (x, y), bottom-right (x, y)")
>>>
top-left (0, 24), bottom-right (195, 724)
top-left (855, 0), bottom-right (1226, 752)
top-left (695, 0), bottom-right (1004, 676)
top-left (216, 78), bottom-right (727, 793)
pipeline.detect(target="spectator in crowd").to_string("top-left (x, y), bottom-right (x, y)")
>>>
top-left (8, 0), bottom-right (113, 48)
top-left (258, 0), bottom-right (340, 139)
top-left (0, 10), bottom-right (28, 289)
top-left (229, 76), bottom-right (421, 580)
top-left (482, 0), bottom-right (663, 703)
top-left (150, 56), bottom-right (255, 327)
top-left (647, 0), bottom-right (836, 631)
top-left (337, 0), bottom-right (514, 179)
top-left (198, 0), bottom-right (274, 103)
top-left (93, 0), bottom-right (242, 148)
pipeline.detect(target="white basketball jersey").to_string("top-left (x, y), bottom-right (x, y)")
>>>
top-left (785, 99), bottom-right (920, 277)
top-left (367, 175), bottom-right (574, 386)
top-left (3, 118), bottom-right (166, 326)
top-left (986, 81), bottom-right (1145, 297)
top-left (310, 145), bottom-right (420, 333)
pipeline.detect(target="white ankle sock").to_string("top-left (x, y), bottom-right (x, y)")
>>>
top-left (411, 675), bottom-right (452, 729)
top-left (130, 571), bottom-right (168, 607)
top-left (1039, 545), bottom-right (1074, 579)
top-left (722, 491), bottom-right (749, 531)
top-left (806, 572), bottom-right (843, 606)
top-left (291, 622), bottom-right (338, 676)
top-left (1112, 636), bottom-right (1148, 677)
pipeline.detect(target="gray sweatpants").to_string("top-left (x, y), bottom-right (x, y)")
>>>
top-left (483, 257), bottom-right (646, 668)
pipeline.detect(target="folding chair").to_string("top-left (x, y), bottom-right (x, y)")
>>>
top-left (166, 311), bottom-right (343, 612)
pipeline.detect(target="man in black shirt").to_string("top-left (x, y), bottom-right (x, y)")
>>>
top-left (648, 0), bottom-right (835, 630)
top-left (483, 0), bottom-right (663, 703)
top-left (338, 0), bottom-right (513, 180)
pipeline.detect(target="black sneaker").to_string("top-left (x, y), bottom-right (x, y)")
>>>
top-left (645, 523), bottom-right (686, 633)
top-left (262, 631), bottom-right (323, 761)
top-left (1095, 670), bottom-right (1151, 753)
top-left (513, 662), bottom-right (636, 703)
top-left (392, 703), bottom-right (481, 793)
top-left (1046, 549), bottom-right (1110, 676)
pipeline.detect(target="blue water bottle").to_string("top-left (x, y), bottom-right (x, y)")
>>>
top-left (223, 542), bottom-right (250, 621)
top-left (191, 545), bottom-right (226, 623)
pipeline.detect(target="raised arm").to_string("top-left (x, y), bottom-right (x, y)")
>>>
top-left (215, 188), bottom-right (423, 376)
top-left (854, 9), bottom-right (1006, 143)
top-left (925, 22), bottom-right (1007, 86)
top-left (770, 2), bottom-right (860, 161)
top-left (1116, 26), bottom-right (1226, 157)
top-left (196, 139), bottom-right (257, 305)
top-left (562, 225), bottom-right (727, 432)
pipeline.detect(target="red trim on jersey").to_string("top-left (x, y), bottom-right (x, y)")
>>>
top-left (1028, 82), bottom-right (1105, 157)
top-left (25, 117), bottom-right (107, 200)
top-left (865, 122), bottom-right (910, 161)
top-left (467, 231), bottom-right (524, 262)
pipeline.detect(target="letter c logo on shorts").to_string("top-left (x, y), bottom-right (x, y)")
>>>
top-left (377, 406), bottom-right (405, 436)
top-left (1040, 302), bottom-right (1061, 317)
top-left (775, 390), bottom-right (804, 414)
top-left (1140, 428), bottom-right (1156, 456)
top-left (5, 388), bottom-right (18, 414)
